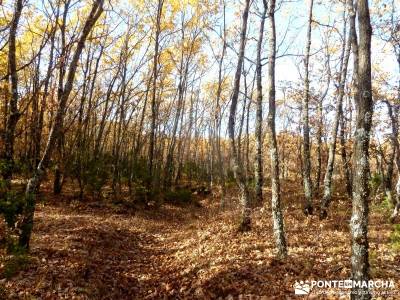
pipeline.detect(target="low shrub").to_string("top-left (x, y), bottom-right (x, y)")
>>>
top-left (369, 173), bottom-right (382, 194)
top-left (164, 189), bottom-right (192, 204)
top-left (3, 253), bottom-right (30, 279)
top-left (390, 224), bottom-right (400, 252)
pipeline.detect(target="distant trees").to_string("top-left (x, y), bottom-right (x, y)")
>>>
top-left (375, 0), bottom-right (400, 222)
top-left (0, 0), bottom-right (398, 277)
top-left (18, 0), bottom-right (105, 249)
top-left (211, 0), bottom-right (227, 208)
top-left (320, 0), bottom-right (352, 219)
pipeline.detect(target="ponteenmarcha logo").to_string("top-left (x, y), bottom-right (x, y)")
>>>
top-left (294, 281), bottom-right (311, 295)
top-left (293, 279), bottom-right (395, 296)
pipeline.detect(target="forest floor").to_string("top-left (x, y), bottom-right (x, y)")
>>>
top-left (1, 180), bottom-right (400, 299)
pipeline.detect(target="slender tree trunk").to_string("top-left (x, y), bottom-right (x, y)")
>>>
top-left (380, 102), bottom-right (395, 207)
top-left (148, 0), bottom-right (164, 191)
top-left (52, 0), bottom-right (71, 196)
top-left (164, 30), bottom-right (190, 189)
top-left (237, 69), bottom-right (248, 161)
top-left (228, 0), bottom-right (251, 231)
top-left (245, 95), bottom-right (251, 177)
top-left (33, 18), bottom-right (58, 169)
top-left (174, 96), bottom-right (187, 186)
top-left (389, 44), bottom-right (400, 222)
top-left (386, 101), bottom-right (400, 222)
top-left (2, 0), bottom-right (23, 186)
top-left (132, 78), bottom-right (151, 169)
top-left (94, 72), bottom-right (119, 158)
top-left (266, 0), bottom-right (287, 259)
top-left (340, 106), bottom-right (353, 198)
top-left (320, 6), bottom-right (352, 218)
top-left (315, 100), bottom-right (323, 195)
top-left (254, 1), bottom-right (266, 203)
top-left (28, 52), bottom-right (42, 170)
top-left (314, 52), bottom-right (331, 196)
top-left (383, 142), bottom-right (395, 205)
top-left (350, 0), bottom-right (373, 298)
top-left (215, 5), bottom-right (227, 207)
top-left (302, 0), bottom-right (314, 215)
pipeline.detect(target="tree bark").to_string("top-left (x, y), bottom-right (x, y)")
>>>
top-left (2, 0), bottom-right (23, 186)
top-left (350, 0), bottom-right (373, 298)
top-left (215, 1), bottom-right (227, 208)
top-left (385, 101), bottom-right (400, 222)
top-left (148, 0), bottom-right (164, 191)
top-left (340, 109), bottom-right (353, 198)
top-left (254, 0), bottom-right (267, 203)
top-left (266, 0), bottom-right (287, 259)
top-left (52, 0), bottom-right (72, 196)
top-left (302, 0), bottom-right (314, 215)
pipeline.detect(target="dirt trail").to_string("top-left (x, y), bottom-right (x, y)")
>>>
top-left (2, 185), bottom-right (400, 299)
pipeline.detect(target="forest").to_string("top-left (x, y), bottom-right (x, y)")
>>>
top-left (0, 0), bottom-right (399, 299)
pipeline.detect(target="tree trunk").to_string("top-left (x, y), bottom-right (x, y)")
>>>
top-left (320, 5), bottom-right (352, 219)
top-left (52, 0), bottom-right (71, 196)
top-left (228, 0), bottom-right (251, 231)
top-left (266, 0), bottom-right (287, 259)
top-left (33, 18), bottom-right (58, 169)
top-left (215, 3), bottom-right (227, 208)
top-left (380, 102), bottom-right (394, 207)
top-left (314, 51), bottom-right (331, 196)
top-left (254, 1), bottom-right (266, 203)
top-left (386, 101), bottom-right (400, 222)
top-left (2, 0), bottom-right (23, 186)
top-left (302, 0), bottom-right (314, 215)
top-left (164, 28), bottom-right (190, 189)
top-left (383, 144), bottom-right (395, 205)
top-left (389, 38), bottom-right (400, 222)
top-left (350, 0), bottom-right (373, 298)
top-left (340, 110), bottom-right (353, 198)
top-left (237, 69), bottom-right (248, 162)
top-left (148, 0), bottom-right (164, 191)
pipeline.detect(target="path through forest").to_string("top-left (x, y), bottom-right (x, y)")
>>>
top-left (2, 182), bottom-right (400, 299)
